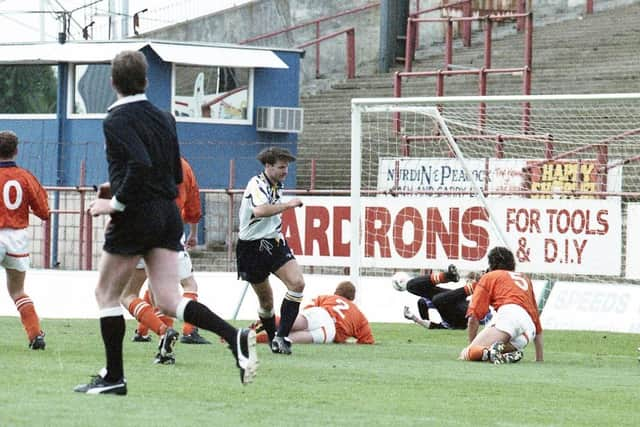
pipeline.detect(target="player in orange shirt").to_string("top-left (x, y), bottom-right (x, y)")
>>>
top-left (0, 130), bottom-right (50, 350)
top-left (459, 246), bottom-right (544, 364)
top-left (119, 157), bottom-right (211, 364)
top-left (252, 281), bottom-right (374, 345)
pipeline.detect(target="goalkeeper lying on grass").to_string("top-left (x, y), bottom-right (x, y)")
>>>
top-left (402, 265), bottom-right (485, 330)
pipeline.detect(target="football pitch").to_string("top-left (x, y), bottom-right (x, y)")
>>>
top-left (1, 317), bottom-right (639, 427)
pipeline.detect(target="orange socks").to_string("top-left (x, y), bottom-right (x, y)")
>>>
top-left (158, 311), bottom-right (174, 329)
top-left (464, 281), bottom-right (475, 296)
top-left (461, 345), bottom-right (489, 361)
top-left (136, 323), bottom-right (150, 336)
top-left (256, 332), bottom-right (269, 343)
top-left (14, 295), bottom-right (42, 341)
top-left (135, 290), bottom-right (152, 336)
top-left (128, 298), bottom-right (167, 336)
top-left (135, 290), bottom-right (174, 336)
top-left (430, 271), bottom-right (446, 285)
top-left (181, 291), bottom-right (198, 336)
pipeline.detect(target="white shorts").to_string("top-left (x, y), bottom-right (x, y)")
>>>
top-left (0, 228), bottom-right (30, 272)
top-left (490, 304), bottom-right (536, 351)
top-left (301, 306), bottom-right (336, 344)
top-left (135, 251), bottom-right (193, 281)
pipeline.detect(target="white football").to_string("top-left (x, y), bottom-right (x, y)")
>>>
top-left (391, 271), bottom-right (411, 291)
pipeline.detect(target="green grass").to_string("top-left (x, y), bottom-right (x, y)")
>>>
top-left (1, 317), bottom-right (639, 427)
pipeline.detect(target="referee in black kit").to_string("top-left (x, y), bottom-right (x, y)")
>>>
top-left (74, 50), bottom-right (257, 395)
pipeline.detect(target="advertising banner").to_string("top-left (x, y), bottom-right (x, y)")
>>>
top-left (376, 157), bottom-right (623, 198)
top-left (541, 281), bottom-right (640, 333)
top-left (282, 196), bottom-right (621, 275)
top-left (625, 203), bottom-right (640, 279)
top-left (377, 157), bottom-right (526, 195)
top-left (526, 159), bottom-right (623, 198)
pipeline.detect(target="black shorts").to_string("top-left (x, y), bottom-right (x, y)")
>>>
top-left (236, 238), bottom-right (295, 284)
top-left (104, 198), bottom-right (183, 256)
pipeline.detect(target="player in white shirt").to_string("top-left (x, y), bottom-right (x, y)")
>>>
top-left (236, 147), bottom-right (305, 355)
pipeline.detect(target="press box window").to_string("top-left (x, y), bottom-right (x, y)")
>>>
top-left (173, 65), bottom-right (251, 123)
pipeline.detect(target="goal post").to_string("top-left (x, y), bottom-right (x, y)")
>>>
top-left (427, 105), bottom-right (512, 251)
top-left (350, 93), bottom-right (640, 285)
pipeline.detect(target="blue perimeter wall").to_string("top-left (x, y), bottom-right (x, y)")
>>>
top-left (1, 45), bottom-right (302, 191)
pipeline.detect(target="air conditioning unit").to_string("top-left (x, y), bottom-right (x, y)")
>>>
top-left (256, 107), bottom-right (304, 133)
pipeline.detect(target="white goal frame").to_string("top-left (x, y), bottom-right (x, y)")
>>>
top-left (350, 93), bottom-right (640, 283)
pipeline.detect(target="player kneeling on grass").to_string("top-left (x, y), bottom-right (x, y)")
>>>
top-left (252, 281), bottom-right (375, 345)
top-left (459, 246), bottom-right (544, 364)
top-left (0, 130), bottom-right (50, 350)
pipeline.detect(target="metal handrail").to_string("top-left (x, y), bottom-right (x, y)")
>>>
top-left (411, 0), bottom-right (473, 50)
top-left (395, 12), bottom-right (534, 134)
top-left (296, 28), bottom-right (356, 79)
top-left (238, 3), bottom-right (377, 81)
top-left (238, 2), bottom-right (379, 45)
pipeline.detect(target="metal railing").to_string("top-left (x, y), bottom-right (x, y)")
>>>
top-left (40, 186), bottom-right (94, 270)
top-left (239, 2), bottom-right (379, 80)
top-left (34, 121), bottom-right (640, 272)
top-left (411, 0), bottom-right (474, 52)
top-left (394, 11), bottom-right (534, 133)
top-left (296, 28), bottom-right (356, 79)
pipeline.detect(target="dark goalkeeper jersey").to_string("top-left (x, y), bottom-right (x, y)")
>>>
top-left (103, 95), bottom-right (182, 206)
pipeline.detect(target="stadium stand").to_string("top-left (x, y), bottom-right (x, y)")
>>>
top-left (295, 2), bottom-right (640, 190)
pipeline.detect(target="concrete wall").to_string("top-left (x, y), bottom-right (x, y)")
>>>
top-left (142, 0), bottom-right (382, 93)
top-left (143, 0), bottom-right (640, 93)
top-left (0, 269), bottom-right (429, 323)
top-left (5, 269), bottom-right (640, 334)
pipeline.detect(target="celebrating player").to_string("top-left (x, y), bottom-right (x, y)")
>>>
top-left (236, 146), bottom-right (305, 355)
top-left (0, 130), bottom-right (50, 350)
top-left (74, 51), bottom-right (257, 395)
top-left (459, 246), bottom-right (543, 364)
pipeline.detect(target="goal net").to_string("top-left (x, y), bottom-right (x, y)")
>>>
top-left (350, 94), bottom-right (640, 288)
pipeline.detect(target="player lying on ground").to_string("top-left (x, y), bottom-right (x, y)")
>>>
top-left (459, 246), bottom-right (544, 364)
top-left (399, 265), bottom-right (471, 329)
top-left (251, 280), bottom-right (374, 345)
top-left (0, 130), bottom-right (50, 350)
top-left (402, 268), bottom-right (492, 330)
